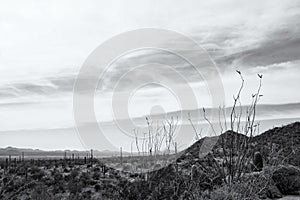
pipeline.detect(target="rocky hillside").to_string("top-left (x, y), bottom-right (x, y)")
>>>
top-left (253, 122), bottom-right (300, 166)
top-left (177, 122), bottom-right (300, 167)
top-left (143, 122), bottom-right (300, 199)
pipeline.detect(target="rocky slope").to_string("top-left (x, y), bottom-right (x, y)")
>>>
top-left (144, 122), bottom-right (300, 199)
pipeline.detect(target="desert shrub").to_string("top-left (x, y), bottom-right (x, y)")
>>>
top-left (70, 169), bottom-right (79, 179)
top-left (42, 176), bottom-right (53, 187)
top-left (93, 167), bottom-right (101, 172)
top-left (1, 178), bottom-right (16, 193)
top-left (53, 181), bottom-right (65, 194)
top-left (94, 184), bottom-right (101, 192)
top-left (64, 174), bottom-right (71, 182)
top-left (52, 172), bottom-right (66, 193)
top-left (181, 162), bottom-right (278, 199)
top-left (93, 171), bottom-right (101, 180)
top-left (82, 189), bottom-right (92, 199)
top-left (189, 180), bottom-right (261, 200)
top-left (68, 180), bottom-right (83, 194)
top-left (16, 166), bottom-right (27, 176)
top-left (68, 193), bottom-right (86, 200)
top-left (32, 170), bottom-right (45, 180)
top-left (29, 166), bottom-right (41, 174)
top-left (79, 172), bottom-right (91, 186)
top-left (117, 179), bottom-right (151, 200)
top-left (153, 163), bottom-right (162, 170)
top-left (63, 168), bottom-right (70, 173)
top-left (122, 164), bottom-right (131, 171)
top-left (31, 183), bottom-right (53, 200)
top-left (203, 186), bottom-right (244, 200)
top-left (52, 170), bottom-right (62, 180)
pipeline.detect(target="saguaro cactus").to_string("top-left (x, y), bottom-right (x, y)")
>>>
top-left (90, 149), bottom-right (93, 165)
top-left (25, 167), bottom-right (28, 181)
top-left (22, 152), bottom-right (24, 162)
top-left (253, 151), bottom-right (263, 171)
top-left (191, 164), bottom-right (198, 180)
top-left (5, 158), bottom-right (8, 170)
top-left (120, 147), bottom-right (123, 167)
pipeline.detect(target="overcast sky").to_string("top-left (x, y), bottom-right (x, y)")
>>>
top-left (0, 0), bottom-right (300, 150)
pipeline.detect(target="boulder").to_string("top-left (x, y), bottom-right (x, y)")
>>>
top-left (266, 185), bottom-right (282, 199)
top-left (272, 165), bottom-right (300, 195)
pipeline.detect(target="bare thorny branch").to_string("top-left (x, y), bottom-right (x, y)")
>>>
top-left (188, 112), bottom-right (203, 141)
top-left (189, 70), bottom-right (263, 186)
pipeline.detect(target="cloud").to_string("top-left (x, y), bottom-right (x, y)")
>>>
top-left (249, 60), bottom-right (300, 74)
top-left (0, 74), bottom-right (76, 99)
top-left (1, 0), bottom-right (299, 96)
top-left (94, 0), bottom-right (300, 93)
top-left (215, 28), bottom-right (300, 69)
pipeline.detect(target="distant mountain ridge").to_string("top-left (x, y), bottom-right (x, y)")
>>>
top-left (0, 147), bottom-right (131, 158)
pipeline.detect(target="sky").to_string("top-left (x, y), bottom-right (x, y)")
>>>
top-left (0, 0), bottom-right (300, 150)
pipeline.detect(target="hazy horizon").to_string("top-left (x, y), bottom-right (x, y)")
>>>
top-left (1, 103), bottom-right (300, 151)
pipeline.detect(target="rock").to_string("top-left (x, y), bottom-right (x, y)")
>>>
top-left (278, 195), bottom-right (300, 200)
top-left (272, 165), bottom-right (300, 195)
top-left (266, 185), bottom-right (283, 199)
top-left (253, 151), bottom-right (263, 171)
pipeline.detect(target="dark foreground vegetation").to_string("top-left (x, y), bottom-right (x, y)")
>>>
top-left (0, 122), bottom-right (300, 200)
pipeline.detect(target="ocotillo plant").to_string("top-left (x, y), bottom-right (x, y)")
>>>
top-left (163, 116), bottom-right (178, 156)
top-left (193, 71), bottom-right (263, 187)
top-left (188, 112), bottom-right (203, 141)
